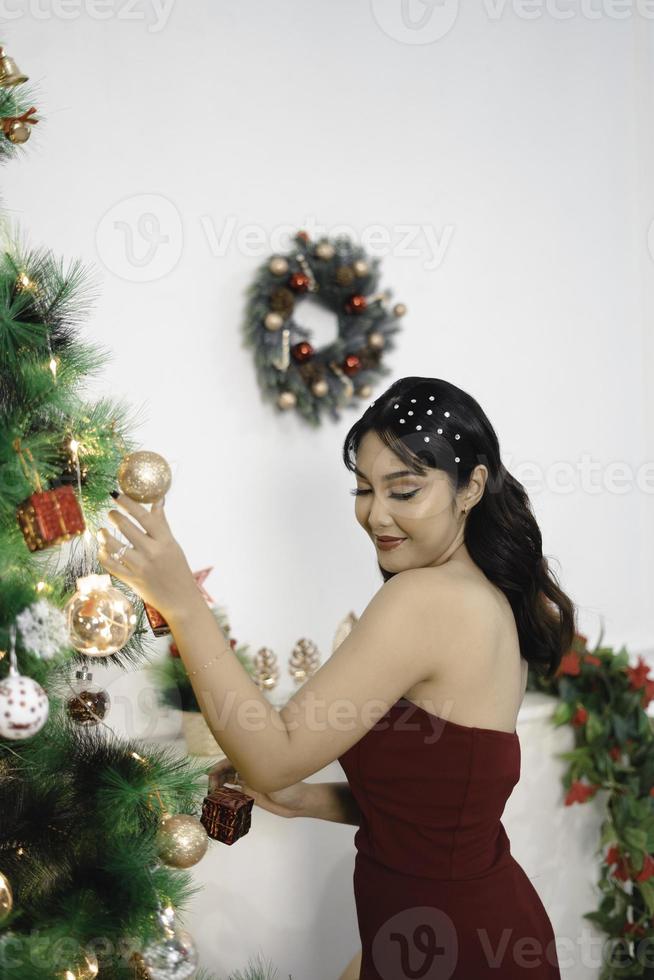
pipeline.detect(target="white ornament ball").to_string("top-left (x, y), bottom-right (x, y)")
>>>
top-left (311, 379), bottom-right (329, 398)
top-left (0, 670), bottom-right (49, 740)
top-left (353, 259), bottom-right (369, 277)
top-left (269, 256), bottom-right (289, 276)
top-left (264, 312), bottom-right (284, 332)
top-left (277, 391), bottom-right (297, 410)
top-left (315, 241), bottom-right (335, 260)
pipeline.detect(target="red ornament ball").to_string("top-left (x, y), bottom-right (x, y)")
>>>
top-left (343, 354), bottom-right (362, 376)
top-left (296, 230), bottom-right (310, 242)
top-left (345, 294), bottom-right (367, 314)
top-left (288, 272), bottom-right (310, 293)
top-left (291, 341), bottom-right (314, 363)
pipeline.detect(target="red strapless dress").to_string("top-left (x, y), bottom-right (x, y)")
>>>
top-left (337, 697), bottom-right (561, 980)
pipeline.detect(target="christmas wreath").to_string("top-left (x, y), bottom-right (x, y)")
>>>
top-left (242, 230), bottom-right (407, 426)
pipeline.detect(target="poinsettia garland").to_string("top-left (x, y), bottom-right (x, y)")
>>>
top-left (528, 631), bottom-right (654, 975)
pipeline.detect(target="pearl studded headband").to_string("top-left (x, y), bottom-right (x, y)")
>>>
top-left (369, 392), bottom-right (462, 464)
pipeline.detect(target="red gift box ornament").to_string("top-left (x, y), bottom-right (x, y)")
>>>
top-left (14, 439), bottom-right (85, 551)
top-left (201, 776), bottom-right (254, 845)
top-left (145, 567), bottom-right (217, 637)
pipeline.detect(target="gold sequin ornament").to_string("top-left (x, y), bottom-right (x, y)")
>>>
top-left (156, 813), bottom-right (209, 869)
top-left (117, 450), bottom-right (172, 503)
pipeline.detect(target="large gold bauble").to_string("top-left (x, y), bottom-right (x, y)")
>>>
top-left (156, 813), bottom-right (208, 869)
top-left (393, 302), bottom-right (407, 317)
top-left (6, 120), bottom-right (30, 144)
top-left (117, 451), bottom-right (172, 503)
top-left (353, 259), bottom-right (369, 277)
top-left (65, 574), bottom-right (137, 656)
top-left (0, 871), bottom-right (12, 924)
top-left (55, 951), bottom-right (99, 979)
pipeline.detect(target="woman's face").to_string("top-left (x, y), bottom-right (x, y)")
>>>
top-left (352, 429), bottom-right (469, 571)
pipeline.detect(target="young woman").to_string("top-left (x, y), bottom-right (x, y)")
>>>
top-left (98, 376), bottom-right (575, 980)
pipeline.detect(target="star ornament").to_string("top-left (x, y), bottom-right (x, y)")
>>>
top-left (192, 567), bottom-right (215, 606)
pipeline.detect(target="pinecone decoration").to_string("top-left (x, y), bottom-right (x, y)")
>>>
top-left (254, 647), bottom-right (279, 691)
top-left (288, 638), bottom-right (321, 685)
top-left (269, 286), bottom-right (295, 316)
top-left (334, 265), bottom-right (356, 287)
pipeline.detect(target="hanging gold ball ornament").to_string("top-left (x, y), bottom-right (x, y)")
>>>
top-left (269, 255), bottom-right (289, 276)
top-left (311, 379), bottom-right (329, 398)
top-left (0, 871), bottom-right (13, 924)
top-left (356, 384), bottom-right (372, 399)
top-left (393, 302), bottom-right (407, 317)
top-left (264, 311), bottom-right (284, 331)
top-left (156, 813), bottom-right (209, 869)
top-left (5, 120), bottom-right (31, 144)
top-left (315, 241), bottom-right (335, 260)
top-left (367, 331), bottom-right (385, 351)
top-left (353, 259), bottom-right (369, 277)
top-left (65, 574), bottom-right (137, 656)
top-left (277, 391), bottom-right (297, 410)
top-left (117, 451), bottom-right (172, 503)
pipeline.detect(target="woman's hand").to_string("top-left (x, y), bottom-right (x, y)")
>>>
top-left (96, 491), bottom-right (199, 619)
top-left (208, 757), bottom-right (307, 819)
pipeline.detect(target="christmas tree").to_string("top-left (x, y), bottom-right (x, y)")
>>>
top-left (0, 43), bottom-right (283, 980)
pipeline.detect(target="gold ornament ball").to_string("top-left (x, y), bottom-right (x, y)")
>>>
top-left (353, 259), bottom-right (369, 277)
top-left (0, 872), bottom-right (12, 925)
top-left (368, 331), bottom-right (385, 350)
top-left (311, 379), bottom-right (329, 398)
top-left (117, 450), bottom-right (172, 503)
top-left (393, 302), bottom-right (407, 317)
top-left (156, 813), bottom-right (208, 869)
top-left (357, 384), bottom-right (372, 399)
top-left (269, 255), bottom-right (289, 276)
top-left (264, 311), bottom-right (284, 331)
top-left (315, 241), bottom-right (335, 260)
top-left (6, 120), bottom-right (30, 144)
top-left (65, 574), bottom-right (137, 656)
top-left (277, 391), bottom-right (297, 410)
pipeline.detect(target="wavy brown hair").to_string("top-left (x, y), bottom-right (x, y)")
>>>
top-left (342, 376), bottom-right (576, 678)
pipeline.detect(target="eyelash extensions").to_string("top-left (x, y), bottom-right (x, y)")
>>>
top-left (349, 488), bottom-right (419, 501)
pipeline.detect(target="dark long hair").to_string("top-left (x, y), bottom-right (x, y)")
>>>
top-left (342, 376), bottom-right (575, 679)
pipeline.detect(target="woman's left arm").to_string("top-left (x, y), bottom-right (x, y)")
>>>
top-left (97, 491), bottom-right (456, 795)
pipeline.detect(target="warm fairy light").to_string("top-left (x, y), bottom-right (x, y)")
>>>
top-left (69, 438), bottom-right (79, 455)
top-left (49, 356), bottom-right (58, 379)
top-left (131, 751), bottom-right (145, 762)
top-left (0, 650), bottom-right (5, 662)
top-left (18, 272), bottom-right (32, 289)
top-left (36, 581), bottom-right (46, 591)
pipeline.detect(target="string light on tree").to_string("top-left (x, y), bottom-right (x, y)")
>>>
top-left (64, 574), bottom-right (137, 656)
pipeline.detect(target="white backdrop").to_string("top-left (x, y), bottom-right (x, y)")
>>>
top-left (2, 3), bottom-right (654, 977)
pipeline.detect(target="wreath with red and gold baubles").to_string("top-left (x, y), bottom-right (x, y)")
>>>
top-left (242, 230), bottom-right (407, 425)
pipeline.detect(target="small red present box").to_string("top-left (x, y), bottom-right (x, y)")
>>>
top-left (201, 785), bottom-right (254, 845)
top-left (143, 601), bottom-right (171, 637)
top-left (16, 484), bottom-right (86, 552)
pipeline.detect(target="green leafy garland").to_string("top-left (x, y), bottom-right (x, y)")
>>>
top-left (242, 229), bottom-right (406, 426)
top-left (528, 631), bottom-right (654, 976)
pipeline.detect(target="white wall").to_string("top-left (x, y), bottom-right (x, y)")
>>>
top-left (3, 3), bottom-right (653, 977)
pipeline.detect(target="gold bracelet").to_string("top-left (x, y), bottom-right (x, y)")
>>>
top-left (186, 644), bottom-right (232, 678)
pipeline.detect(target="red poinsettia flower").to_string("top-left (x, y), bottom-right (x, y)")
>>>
top-left (564, 780), bottom-right (599, 805)
top-left (636, 854), bottom-right (654, 882)
top-left (605, 846), bottom-right (632, 881)
top-left (583, 653), bottom-right (601, 666)
top-left (571, 705), bottom-right (588, 727)
top-left (609, 745), bottom-right (622, 761)
top-left (627, 655), bottom-right (652, 691)
top-left (557, 651), bottom-right (581, 677)
top-left (649, 786), bottom-right (654, 797)
top-left (641, 678), bottom-right (654, 709)
top-left (622, 921), bottom-right (647, 937)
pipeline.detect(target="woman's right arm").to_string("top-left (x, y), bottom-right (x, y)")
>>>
top-left (297, 781), bottom-right (361, 825)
